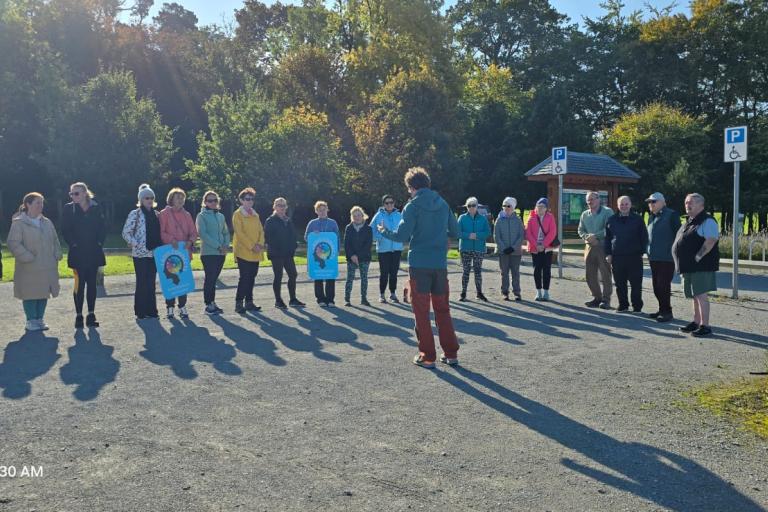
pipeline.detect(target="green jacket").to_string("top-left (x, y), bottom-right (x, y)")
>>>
top-left (196, 207), bottom-right (230, 256)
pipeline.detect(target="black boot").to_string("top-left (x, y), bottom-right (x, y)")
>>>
top-left (85, 313), bottom-right (99, 327)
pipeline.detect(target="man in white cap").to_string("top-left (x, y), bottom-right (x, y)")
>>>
top-left (645, 192), bottom-right (681, 322)
top-left (493, 197), bottom-right (524, 300)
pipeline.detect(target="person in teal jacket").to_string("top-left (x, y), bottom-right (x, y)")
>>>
top-left (196, 190), bottom-right (231, 315)
top-left (457, 196), bottom-right (491, 301)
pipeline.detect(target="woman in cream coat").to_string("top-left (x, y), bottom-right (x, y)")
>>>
top-left (7, 192), bottom-right (62, 331)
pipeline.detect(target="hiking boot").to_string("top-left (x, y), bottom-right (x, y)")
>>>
top-left (75, 315), bottom-right (84, 329)
top-left (691, 325), bottom-right (713, 338)
top-left (679, 321), bottom-right (699, 333)
top-left (245, 301), bottom-right (261, 312)
top-left (439, 354), bottom-right (459, 367)
top-left (412, 355), bottom-right (436, 369)
top-left (585, 298), bottom-right (601, 308)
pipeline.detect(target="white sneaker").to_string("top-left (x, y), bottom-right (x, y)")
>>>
top-left (389, 292), bottom-right (400, 303)
top-left (178, 306), bottom-right (189, 319)
top-left (25, 320), bottom-right (40, 331)
top-left (166, 307), bottom-right (175, 319)
top-left (379, 294), bottom-right (387, 303)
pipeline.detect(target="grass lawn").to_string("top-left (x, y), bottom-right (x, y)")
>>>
top-left (1, 249), bottom-right (463, 281)
top-left (694, 376), bottom-right (768, 439)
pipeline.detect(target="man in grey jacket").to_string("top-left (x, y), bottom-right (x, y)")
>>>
top-left (494, 196), bottom-right (524, 301)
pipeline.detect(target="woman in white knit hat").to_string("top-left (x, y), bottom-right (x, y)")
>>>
top-left (493, 196), bottom-right (524, 301)
top-left (122, 184), bottom-right (162, 319)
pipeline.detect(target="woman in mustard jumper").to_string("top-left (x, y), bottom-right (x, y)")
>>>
top-left (232, 187), bottom-right (266, 313)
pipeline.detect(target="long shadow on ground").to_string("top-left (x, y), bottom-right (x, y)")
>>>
top-left (0, 332), bottom-right (60, 399)
top-left (138, 318), bottom-right (241, 379)
top-left (435, 367), bottom-right (765, 512)
top-left (59, 328), bottom-right (119, 401)
top-left (246, 310), bottom-right (341, 363)
top-left (209, 315), bottom-right (287, 367)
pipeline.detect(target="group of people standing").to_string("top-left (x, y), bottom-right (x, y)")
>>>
top-left (0, 166), bottom-right (722, 363)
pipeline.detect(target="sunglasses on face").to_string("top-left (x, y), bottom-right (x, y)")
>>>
top-left (648, 200), bottom-right (658, 204)
top-left (205, 198), bottom-right (218, 203)
top-left (242, 196), bottom-right (254, 201)
top-left (275, 204), bottom-right (287, 208)
top-left (69, 191), bottom-right (81, 197)
top-left (502, 205), bottom-right (511, 208)
top-left (467, 205), bottom-right (478, 208)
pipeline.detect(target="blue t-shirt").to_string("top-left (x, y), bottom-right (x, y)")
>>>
top-left (697, 218), bottom-right (719, 239)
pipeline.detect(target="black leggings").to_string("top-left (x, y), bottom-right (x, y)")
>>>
top-left (73, 266), bottom-right (98, 315)
top-left (201, 255), bottom-right (225, 305)
top-left (236, 258), bottom-right (260, 302)
top-left (378, 251), bottom-right (402, 294)
top-left (531, 251), bottom-right (552, 290)
top-left (132, 257), bottom-right (158, 317)
top-left (271, 255), bottom-right (297, 301)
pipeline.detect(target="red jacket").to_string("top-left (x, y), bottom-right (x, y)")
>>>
top-left (159, 206), bottom-right (198, 258)
top-left (525, 211), bottom-right (557, 253)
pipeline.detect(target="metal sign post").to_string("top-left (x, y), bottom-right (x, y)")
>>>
top-left (724, 126), bottom-right (747, 299)
top-left (552, 147), bottom-right (567, 278)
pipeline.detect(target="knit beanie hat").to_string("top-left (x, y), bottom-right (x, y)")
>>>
top-left (503, 197), bottom-right (517, 210)
top-left (138, 183), bottom-right (155, 202)
top-left (536, 197), bottom-right (549, 207)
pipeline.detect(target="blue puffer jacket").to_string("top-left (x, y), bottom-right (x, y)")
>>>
top-left (370, 207), bottom-right (404, 253)
top-left (458, 212), bottom-right (490, 253)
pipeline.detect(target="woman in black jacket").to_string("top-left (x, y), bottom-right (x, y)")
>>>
top-left (263, 197), bottom-right (304, 309)
top-left (61, 182), bottom-right (107, 328)
top-left (343, 206), bottom-right (373, 306)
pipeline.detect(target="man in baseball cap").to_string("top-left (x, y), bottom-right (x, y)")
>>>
top-left (645, 192), bottom-right (681, 322)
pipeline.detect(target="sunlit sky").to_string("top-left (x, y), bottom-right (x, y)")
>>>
top-left (126, 1), bottom-right (688, 28)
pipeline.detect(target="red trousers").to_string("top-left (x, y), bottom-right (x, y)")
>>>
top-left (409, 268), bottom-right (459, 361)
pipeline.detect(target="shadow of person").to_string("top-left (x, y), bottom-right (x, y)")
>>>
top-left (288, 308), bottom-right (372, 351)
top-left (0, 332), bottom-right (60, 399)
top-left (209, 315), bottom-right (286, 366)
top-left (246, 311), bottom-right (341, 363)
top-left (435, 367), bottom-right (765, 512)
top-left (59, 328), bottom-right (120, 401)
top-left (330, 307), bottom-right (416, 347)
top-left (138, 318), bottom-right (241, 379)
top-left (451, 302), bottom-right (584, 340)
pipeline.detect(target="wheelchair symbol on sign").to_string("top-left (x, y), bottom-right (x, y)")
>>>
top-left (729, 146), bottom-right (741, 160)
top-left (555, 162), bottom-right (563, 173)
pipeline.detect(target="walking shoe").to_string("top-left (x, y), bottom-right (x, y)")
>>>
top-left (75, 315), bottom-right (84, 329)
top-left (379, 294), bottom-right (387, 304)
top-left (585, 298), bottom-right (601, 308)
top-left (648, 311), bottom-right (661, 319)
top-left (598, 301), bottom-right (612, 310)
top-left (166, 307), bottom-right (175, 319)
top-left (235, 300), bottom-right (246, 314)
top-left (656, 313), bottom-right (673, 323)
top-left (205, 304), bottom-right (219, 315)
top-left (502, 293), bottom-right (510, 301)
top-left (632, 308), bottom-right (643, 314)
top-left (534, 289), bottom-right (543, 301)
top-left (459, 292), bottom-right (468, 302)
top-left (514, 294), bottom-right (522, 301)
top-left (412, 355), bottom-right (436, 369)
top-left (288, 298), bottom-right (305, 307)
top-left (318, 301), bottom-right (328, 307)
top-left (389, 292), bottom-right (400, 303)
top-left (275, 300), bottom-right (288, 309)
top-left (616, 306), bottom-right (630, 313)
top-left (85, 313), bottom-right (99, 327)
top-left (25, 320), bottom-right (40, 331)
top-left (37, 320), bottom-right (50, 331)
top-left (344, 301), bottom-right (352, 307)
top-left (542, 290), bottom-right (550, 301)
top-left (691, 325), bottom-right (713, 338)
top-left (679, 321), bottom-right (699, 333)
top-left (439, 354), bottom-right (459, 367)
top-left (178, 306), bottom-right (189, 319)
top-left (476, 292), bottom-right (489, 302)
top-left (361, 299), bottom-right (371, 307)
top-left (245, 301), bottom-right (261, 312)
top-left (327, 301), bottom-right (336, 308)
top-left (212, 302), bottom-right (224, 314)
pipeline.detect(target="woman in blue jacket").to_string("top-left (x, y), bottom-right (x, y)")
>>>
top-left (196, 190), bottom-right (230, 315)
top-left (370, 194), bottom-right (404, 303)
top-left (458, 196), bottom-right (490, 301)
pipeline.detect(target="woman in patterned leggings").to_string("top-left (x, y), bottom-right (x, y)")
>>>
top-left (457, 197), bottom-right (490, 302)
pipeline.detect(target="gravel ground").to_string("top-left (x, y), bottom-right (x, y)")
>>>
top-left (0, 256), bottom-right (767, 512)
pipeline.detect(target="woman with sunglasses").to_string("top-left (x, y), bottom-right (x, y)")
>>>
top-left (370, 194), bottom-right (404, 303)
top-left (494, 197), bottom-right (524, 301)
top-left (196, 190), bottom-right (230, 315)
top-left (458, 196), bottom-right (491, 301)
top-left (122, 184), bottom-right (162, 319)
top-left (159, 187), bottom-right (198, 319)
top-left (525, 197), bottom-right (557, 301)
top-left (232, 187), bottom-right (265, 314)
top-left (263, 197), bottom-right (304, 309)
top-left (61, 182), bottom-right (107, 328)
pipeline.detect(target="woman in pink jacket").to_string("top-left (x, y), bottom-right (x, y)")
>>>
top-left (525, 197), bottom-right (557, 301)
top-left (158, 187), bottom-right (198, 319)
